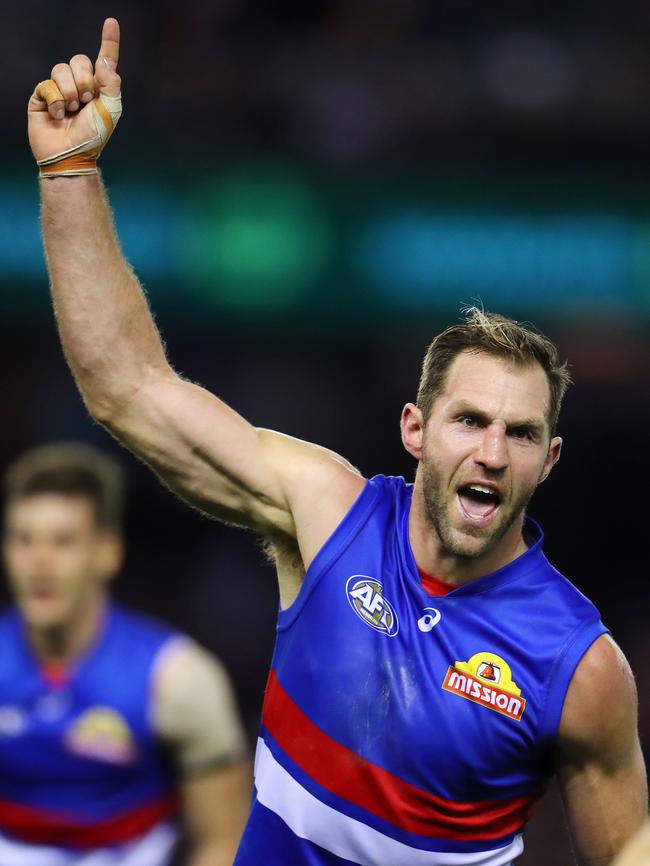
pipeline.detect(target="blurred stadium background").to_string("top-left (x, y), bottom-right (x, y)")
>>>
top-left (2, 1), bottom-right (649, 862)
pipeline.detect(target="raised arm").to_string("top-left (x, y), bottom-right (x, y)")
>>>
top-left (28, 20), bottom-right (364, 595)
top-left (556, 635), bottom-right (647, 866)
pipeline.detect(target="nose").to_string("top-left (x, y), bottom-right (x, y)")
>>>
top-left (475, 422), bottom-right (509, 472)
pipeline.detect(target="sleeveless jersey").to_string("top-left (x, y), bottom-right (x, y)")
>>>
top-left (235, 474), bottom-right (607, 866)
top-left (0, 603), bottom-right (181, 866)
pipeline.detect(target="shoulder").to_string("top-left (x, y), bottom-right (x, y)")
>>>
top-left (153, 637), bottom-right (229, 696)
top-left (558, 635), bottom-right (638, 766)
top-left (258, 429), bottom-right (365, 499)
top-left (257, 429), bottom-right (367, 557)
top-left (152, 638), bottom-right (240, 724)
top-left (152, 639), bottom-right (247, 772)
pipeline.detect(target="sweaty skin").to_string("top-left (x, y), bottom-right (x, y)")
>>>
top-left (29, 18), bottom-right (647, 865)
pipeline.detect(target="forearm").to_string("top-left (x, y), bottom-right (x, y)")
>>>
top-left (41, 172), bottom-right (171, 418)
top-left (180, 761), bottom-right (250, 866)
top-left (186, 836), bottom-right (242, 866)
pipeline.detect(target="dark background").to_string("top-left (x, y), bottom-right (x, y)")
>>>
top-left (2, 2), bottom-right (649, 863)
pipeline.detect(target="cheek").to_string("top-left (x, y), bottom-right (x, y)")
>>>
top-left (50, 545), bottom-right (97, 591)
top-left (64, 549), bottom-right (96, 579)
top-left (4, 546), bottom-right (33, 581)
top-left (512, 455), bottom-right (546, 492)
top-left (425, 428), bottom-right (468, 463)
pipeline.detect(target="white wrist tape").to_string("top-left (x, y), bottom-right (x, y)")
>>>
top-left (37, 92), bottom-right (122, 177)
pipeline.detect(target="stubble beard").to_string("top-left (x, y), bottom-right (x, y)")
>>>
top-left (420, 453), bottom-right (536, 561)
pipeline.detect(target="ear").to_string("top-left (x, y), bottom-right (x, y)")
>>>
top-left (539, 435), bottom-right (562, 483)
top-left (94, 531), bottom-right (124, 584)
top-left (401, 403), bottom-right (425, 460)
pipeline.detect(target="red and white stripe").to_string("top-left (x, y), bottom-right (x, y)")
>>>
top-left (0, 792), bottom-right (178, 848)
top-left (255, 738), bottom-right (524, 866)
top-left (262, 670), bottom-right (541, 841)
top-left (0, 823), bottom-right (177, 866)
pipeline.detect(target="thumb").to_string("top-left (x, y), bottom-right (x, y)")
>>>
top-left (95, 55), bottom-right (121, 97)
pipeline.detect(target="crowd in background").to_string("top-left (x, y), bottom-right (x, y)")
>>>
top-left (5, 0), bottom-right (650, 166)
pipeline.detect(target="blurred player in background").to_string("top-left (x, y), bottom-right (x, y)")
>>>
top-left (0, 443), bottom-right (249, 866)
top-left (27, 18), bottom-right (647, 866)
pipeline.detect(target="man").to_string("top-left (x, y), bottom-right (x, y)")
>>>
top-left (27, 18), bottom-right (647, 866)
top-left (0, 443), bottom-right (249, 866)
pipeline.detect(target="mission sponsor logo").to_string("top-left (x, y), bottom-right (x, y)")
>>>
top-left (442, 652), bottom-right (526, 721)
top-left (346, 575), bottom-right (399, 636)
top-left (65, 706), bottom-right (137, 764)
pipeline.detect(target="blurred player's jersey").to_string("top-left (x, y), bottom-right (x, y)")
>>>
top-left (0, 603), bottom-right (180, 866)
top-left (235, 474), bottom-right (607, 866)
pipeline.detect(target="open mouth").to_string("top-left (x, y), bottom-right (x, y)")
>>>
top-left (26, 583), bottom-right (57, 602)
top-left (457, 484), bottom-right (501, 524)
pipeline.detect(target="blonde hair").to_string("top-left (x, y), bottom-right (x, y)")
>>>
top-left (417, 307), bottom-right (572, 434)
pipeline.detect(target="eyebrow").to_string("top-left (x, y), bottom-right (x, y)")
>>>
top-left (449, 402), bottom-right (547, 435)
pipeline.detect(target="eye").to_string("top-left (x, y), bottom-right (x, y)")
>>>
top-left (458, 415), bottom-right (481, 429)
top-left (510, 427), bottom-right (533, 441)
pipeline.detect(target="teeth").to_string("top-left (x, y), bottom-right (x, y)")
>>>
top-left (468, 484), bottom-right (496, 496)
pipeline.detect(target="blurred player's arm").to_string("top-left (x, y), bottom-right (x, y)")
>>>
top-left (153, 640), bottom-right (251, 866)
top-left (611, 821), bottom-right (650, 866)
top-left (29, 20), bottom-right (364, 603)
top-left (555, 635), bottom-right (647, 866)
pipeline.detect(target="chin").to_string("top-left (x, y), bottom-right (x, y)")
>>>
top-left (20, 600), bottom-right (69, 632)
top-left (441, 518), bottom-right (508, 560)
top-left (445, 533), bottom-right (494, 560)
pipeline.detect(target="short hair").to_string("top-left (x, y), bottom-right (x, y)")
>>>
top-left (416, 307), bottom-right (572, 434)
top-left (3, 443), bottom-right (125, 530)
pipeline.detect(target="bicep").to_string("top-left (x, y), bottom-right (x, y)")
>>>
top-left (556, 636), bottom-right (648, 865)
top-left (153, 640), bottom-right (248, 774)
top-left (558, 742), bottom-right (647, 866)
top-left (104, 372), bottom-right (361, 539)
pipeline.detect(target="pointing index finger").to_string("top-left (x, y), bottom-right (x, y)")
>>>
top-left (96, 17), bottom-right (120, 70)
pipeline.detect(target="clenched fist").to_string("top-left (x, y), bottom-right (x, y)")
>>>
top-left (28, 18), bottom-right (122, 176)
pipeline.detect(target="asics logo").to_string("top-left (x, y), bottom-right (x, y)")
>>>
top-left (417, 608), bottom-right (442, 632)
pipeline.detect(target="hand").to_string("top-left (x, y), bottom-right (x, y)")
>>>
top-left (28, 17), bottom-right (121, 165)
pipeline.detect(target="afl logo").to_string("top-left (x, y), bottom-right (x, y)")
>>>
top-left (346, 575), bottom-right (399, 637)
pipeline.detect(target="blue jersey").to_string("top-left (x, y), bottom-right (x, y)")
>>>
top-left (235, 475), bottom-right (607, 866)
top-left (0, 603), bottom-right (181, 865)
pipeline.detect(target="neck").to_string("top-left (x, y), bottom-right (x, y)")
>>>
top-left (409, 484), bottom-right (529, 586)
top-left (28, 593), bottom-right (107, 666)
